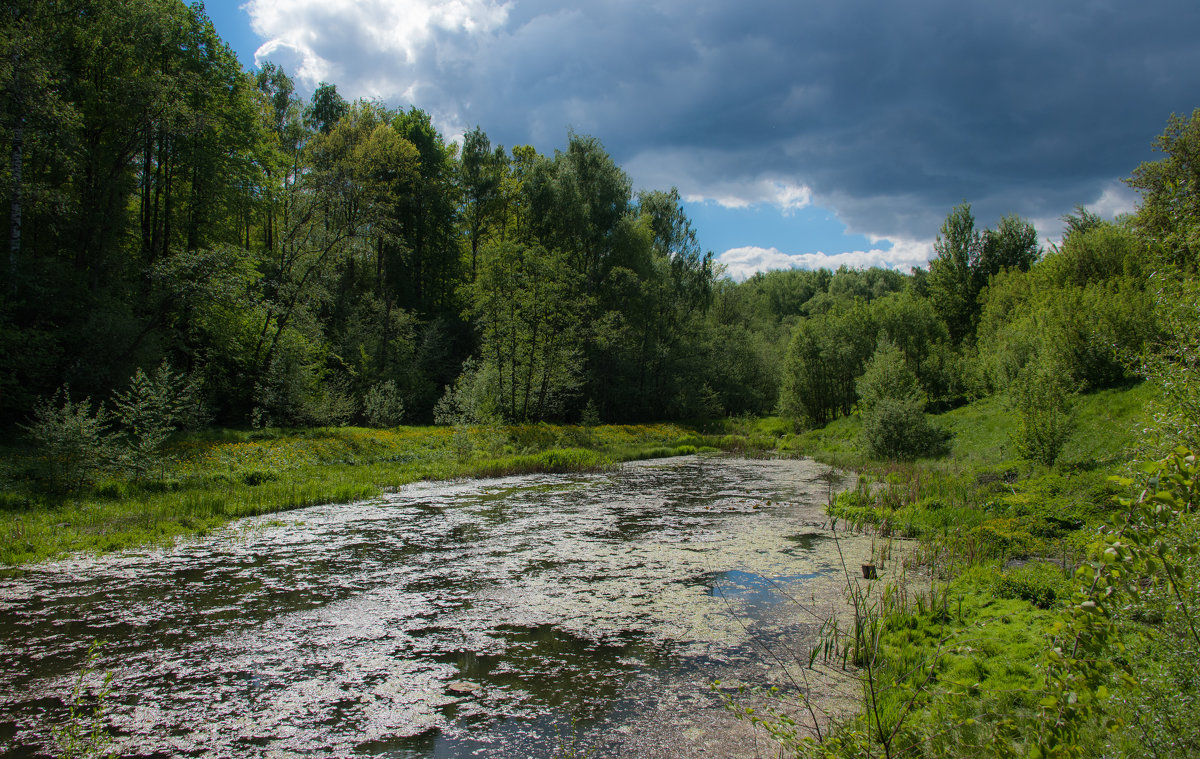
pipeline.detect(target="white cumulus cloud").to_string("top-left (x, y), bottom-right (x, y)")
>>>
top-left (717, 238), bottom-right (933, 281)
top-left (246, 0), bottom-right (509, 101)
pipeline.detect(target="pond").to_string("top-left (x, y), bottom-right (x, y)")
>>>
top-left (0, 456), bottom-right (868, 758)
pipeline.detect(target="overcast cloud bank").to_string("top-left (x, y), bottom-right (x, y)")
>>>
top-left (246, 0), bottom-right (1199, 270)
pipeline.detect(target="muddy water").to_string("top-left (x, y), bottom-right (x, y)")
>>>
top-left (0, 456), bottom-right (865, 758)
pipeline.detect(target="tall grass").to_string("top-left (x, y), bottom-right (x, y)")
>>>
top-left (1, 423), bottom-right (708, 565)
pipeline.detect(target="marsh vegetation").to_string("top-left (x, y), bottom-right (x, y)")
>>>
top-left (4, 2), bottom-right (1200, 757)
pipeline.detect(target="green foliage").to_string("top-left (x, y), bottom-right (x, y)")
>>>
top-left (857, 339), bottom-right (948, 460)
top-left (434, 358), bottom-right (499, 425)
top-left (927, 203), bottom-right (983, 343)
top-left (53, 641), bottom-right (115, 759)
top-left (778, 301), bottom-right (876, 426)
top-left (112, 362), bottom-right (202, 480)
top-left (1042, 221), bottom-right (1144, 287)
top-left (870, 290), bottom-right (956, 403)
top-left (305, 82), bottom-right (348, 134)
top-left (1010, 355), bottom-right (1076, 466)
top-left (1038, 449), bottom-right (1200, 756)
top-left (579, 399), bottom-right (601, 427)
top-left (1141, 275), bottom-right (1200, 449)
top-left (928, 204), bottom-right (1041, 346)
top-left (534, 448), bottom-right (609, 473)
top-left (459, 126), bottom-right (507, 273)
top-left (362, 380), bottom-right (405, 428)
top-left (975, 223), bottom-right (1156, 396)
top-left (995, 562), bottom-right (1070, 609)
top-left (21, 387), bottom-right (113, 495)
top-left (1128, 108), bottom-right (1200, 271)
top-left (979, 214), bottom-right (1041, 278)
top-left (469, 240), bottom-right (584, 421)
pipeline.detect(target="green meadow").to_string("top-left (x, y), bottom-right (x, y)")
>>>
top-left (0, 423), bottom-right (707, 566)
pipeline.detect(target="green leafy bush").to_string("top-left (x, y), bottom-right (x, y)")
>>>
top-left (22, 387), bottom-right (113, 494)
top-left (995, 562), bottom-right (1069, 608)
top-left (1010, 354), bottom-right (1076, 466)
top-left (363, 380), bottom-right (405, 428)
top-left (112, 362), bottom-right (202, 480)
top-left (434, 358), bottom-right (498, 425)
top-left (857, 339), bottom-right (949, 460)
top-left (536, 448), bottom-right (607, 472)
top-left (965, 517), bottom-right (1039, 560)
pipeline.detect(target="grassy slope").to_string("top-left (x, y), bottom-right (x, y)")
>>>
top-left (754, 382), bottom-right (1163, 755)
top-left (0, 423), bottom-right (710, 566)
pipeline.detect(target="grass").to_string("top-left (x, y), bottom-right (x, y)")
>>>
top-left (0, 422), bottom-right (711, 566)
top-left (713, 381), bottom-right (1174, 757)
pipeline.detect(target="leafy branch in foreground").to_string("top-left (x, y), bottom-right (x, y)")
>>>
top-left (1040, 448), bottom-right (1200, 757)
top-left (53, 640), bottom-right (115, 759)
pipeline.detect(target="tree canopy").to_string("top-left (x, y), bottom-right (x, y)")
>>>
top-left (0, 0), bottom-right (1194, 447)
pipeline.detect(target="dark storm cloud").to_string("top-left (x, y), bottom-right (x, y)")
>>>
top-left (250, 0), bottom-right (1200, 241)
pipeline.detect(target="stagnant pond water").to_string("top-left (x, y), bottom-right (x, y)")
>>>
top-left (0, 456), bottom-right (869, 758)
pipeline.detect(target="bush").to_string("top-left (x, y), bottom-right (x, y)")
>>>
top-left (1010, 354), bottom-right (1076, 466)
top-left (22, 386), bottom-right (113, 494)
top-left (995, 561), bottom-right (1069, 608)
top-left (536, 448), bottom-right (607, 472)
top-left (857, 339), bottom-right (949, 460)
top-left (433, 358), bottom-right (498, 425)
top-left (966, 518), bottom-right (1039, 560)
top-left (112, 361), bottom-right (202, 480)
top-left (363, 380), bottom-right (405, 428)
top-left (580, 399), bottom-right (601, 427)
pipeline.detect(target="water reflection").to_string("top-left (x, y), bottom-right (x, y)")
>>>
top-left (0, 456), bottom-right (861, 758)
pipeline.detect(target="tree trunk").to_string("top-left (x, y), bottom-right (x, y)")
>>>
top-left (8, 122), bottom-right (22, 293)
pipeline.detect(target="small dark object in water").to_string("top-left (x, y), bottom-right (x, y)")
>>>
top-left (862, 563), bottom-right (877, 579)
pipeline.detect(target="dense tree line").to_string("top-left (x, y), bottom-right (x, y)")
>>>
top-left (770, 199), bottom-right (1164, 459)
top-left (2, 0), bottom-right (1197, 452)
top-left (0, 0), bottom-right (725, 428)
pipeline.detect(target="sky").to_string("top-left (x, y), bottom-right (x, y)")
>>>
top-left (206, 0), bottom-right (1200, 280)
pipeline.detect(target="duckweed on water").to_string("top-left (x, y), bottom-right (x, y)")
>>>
top-left (0, 457), bottom-right (867, 758)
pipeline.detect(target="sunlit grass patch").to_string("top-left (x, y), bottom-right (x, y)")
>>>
top-left (0, 422), bottom-right (705, 565)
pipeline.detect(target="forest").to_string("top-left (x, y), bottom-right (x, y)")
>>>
top-left (3, 0), bottom-right (1190, 448)
top-left (5, 1), bottom-right (1200, 757)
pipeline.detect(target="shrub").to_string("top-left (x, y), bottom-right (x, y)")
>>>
top-left (363, 380), bottom-right (405, 428)
top-left (995, 561), bottom-right (1069, 608)
top-left (433, 358), bottom-right (498, 425)
top-left (966, 517), bottom-right (1039, 560)
top-left (857, 339), bottom-right (949, 460)
top-left (112, 361), bottom-right (201, 480)
top-left (22, 386), bottom-right (113, 494)
top-left (1009, 353), bottom-right (1076, 466)
top-left (537, 448), bottom-right (607, 472)
top-left (580, 399), bottom-right (601, 427)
